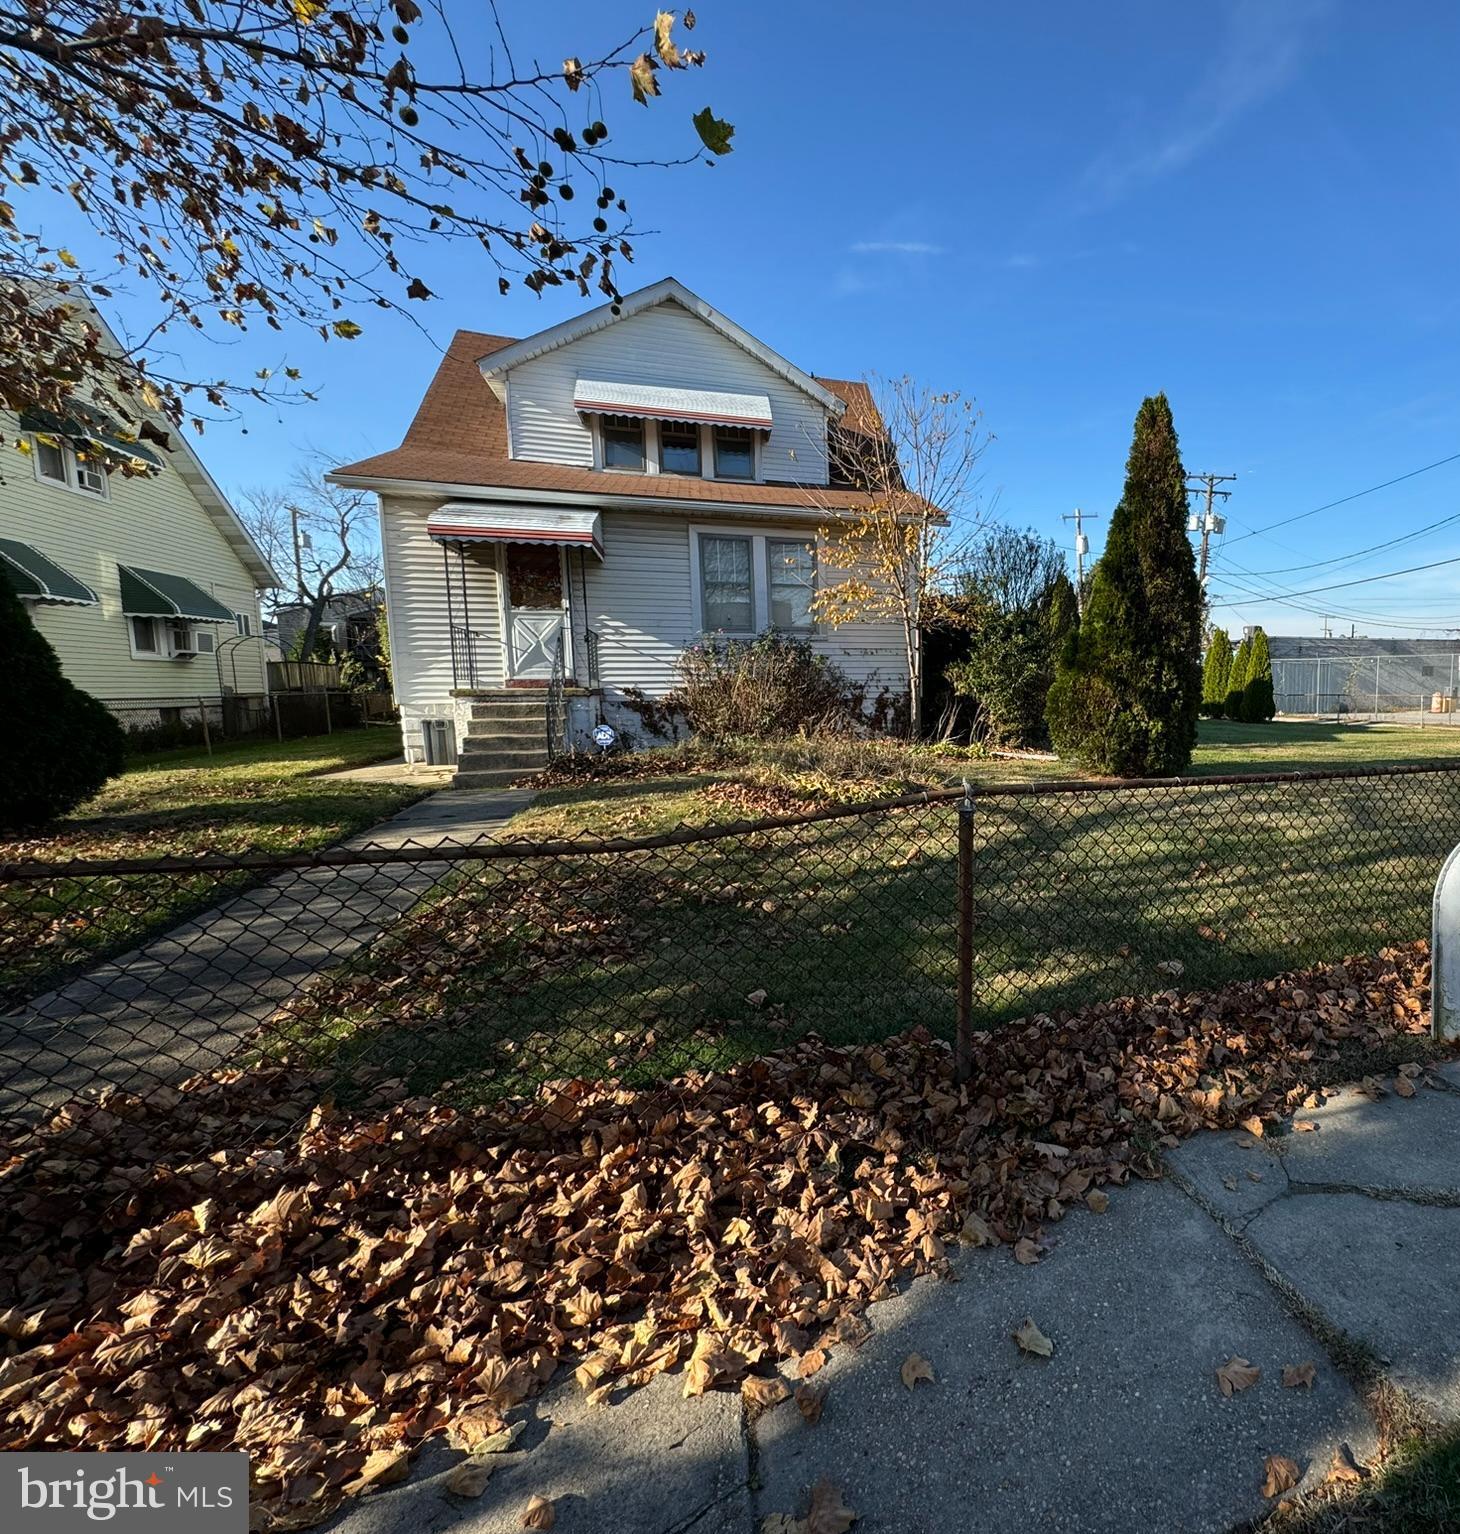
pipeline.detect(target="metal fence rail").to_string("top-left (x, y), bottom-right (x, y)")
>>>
top-left (101, 692), bottom-right (372, 752)
top-left (2, 762), bottom-right (1458, 1139)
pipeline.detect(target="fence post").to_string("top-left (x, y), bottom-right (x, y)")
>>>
top-left (323, 689), bottom-right (333, 735)
top-left (955, 779), bottom-right (975, 1084)
top-left (272, 693), bottom-right (283, 742)
top-left (198, 696), bottom-right (212, 757)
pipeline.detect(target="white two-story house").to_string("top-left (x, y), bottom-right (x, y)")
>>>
top-left (1, 330), bottom-right (276, 728)
top-left (331, 278), bottom-right (904, 782)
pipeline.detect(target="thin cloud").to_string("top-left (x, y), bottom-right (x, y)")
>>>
top-left (1078, 0), bottom-right (1329, 210)
top-left (849, 240), bottom-right (947, 256)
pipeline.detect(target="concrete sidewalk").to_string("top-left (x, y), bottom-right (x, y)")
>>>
top-left (0, 788), bottom-right (533, 1120)
top-left (326, 1061), bottom-right (1460, 1534)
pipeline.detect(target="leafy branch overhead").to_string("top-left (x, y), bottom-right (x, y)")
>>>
top-left (0, 4), bottom-right (732, 438)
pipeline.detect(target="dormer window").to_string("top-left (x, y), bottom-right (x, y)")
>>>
top-left (659, 420), bottom-right (702, 476)
top-left (600, 414), bottom-right (645, 472)
top-left (713, 425), bottom-right (755, 482)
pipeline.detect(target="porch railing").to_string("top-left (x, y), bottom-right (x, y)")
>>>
top-left (583, 628), bottom-right (601, 690)
top-left (450, 623), bottom-right (486, 691)
top-left (546, 633), bottom-right (570, 760)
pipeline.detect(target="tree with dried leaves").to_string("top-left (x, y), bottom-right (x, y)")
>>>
top-left (811, 376), bottom-right (991, 736)
top-left (0, 3), bottom-right (730, 449)
top-left (239, 462), bottom-right (380, 661)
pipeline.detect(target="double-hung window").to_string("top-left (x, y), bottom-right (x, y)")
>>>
top-left (33, 435), bottom-right (108, 498)
top-left (712, 425), bottom-right (755, 481)
top-left (600, 414), bottom-right (646, 471)
top-left (767, 538), bottom-right (817, 631)
top-left (699, 534), bottom-right (754, 633)
top-left (659, 420), bottom-right (702, 475)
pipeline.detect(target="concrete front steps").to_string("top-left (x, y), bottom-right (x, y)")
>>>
top-left (451, 692), bottom-right (551, 790)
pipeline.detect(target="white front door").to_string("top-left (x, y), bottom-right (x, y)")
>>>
top-left (503, 544), bottom-right (566, 681)
top-left (510, 610), bottom-right (563, 679)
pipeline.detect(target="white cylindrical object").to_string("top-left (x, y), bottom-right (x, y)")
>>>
top-left (1433, 842), bottom-right (1460, 1039)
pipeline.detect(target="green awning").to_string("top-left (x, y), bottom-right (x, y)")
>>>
top-left (0, 539), bottom-right (98, 605)
top-left (19, 408), bottom-right (165, 472)
top-left (118, 565), bottom-right (233, 623)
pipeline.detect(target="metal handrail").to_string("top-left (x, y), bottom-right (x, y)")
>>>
top-left (450, 622), bottom-right (485, 690)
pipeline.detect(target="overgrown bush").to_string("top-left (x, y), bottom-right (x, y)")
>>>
top-left (673, 631), bottom-right (856, 740)
top-left (0, 568), bottom-right (125, 827)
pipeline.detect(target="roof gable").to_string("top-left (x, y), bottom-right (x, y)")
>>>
top-left (476, 278), bottom-right (846, 417)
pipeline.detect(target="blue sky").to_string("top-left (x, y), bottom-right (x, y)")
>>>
top-left (70, 1), bottom-right (1460, 636)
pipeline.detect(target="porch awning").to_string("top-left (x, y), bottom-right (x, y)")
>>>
top-left (426, 505), bottom-right (604, 559)
top-left (19, 408), bottom-right (165, 471)
top-left (0, 538), bottom-right (98, 605)
top-left (118, 565), bottom-right (234, 622)
top-left (572, 378), bottom-right (773, 431)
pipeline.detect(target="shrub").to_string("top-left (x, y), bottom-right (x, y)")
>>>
top-left (1046, 394), bottom-right (1204, 775)
top-left (673, 631), bottom-right (855, 740)
top-left (0, 568), bottom-right (125, 827)
top-left (1226, 634), bottom-right (1253, 722)
top-left (1200, 629), bottom-right (1232, 718)
top-left (1244, 627), bottom-right (1275, 722)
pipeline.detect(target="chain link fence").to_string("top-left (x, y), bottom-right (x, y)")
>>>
top-left (2, 762), bottom-right (1457, 1141)
top-left (1273, 650), bottom-right (1460, 724)
top-left (101, 692), bottom-right (374, 753)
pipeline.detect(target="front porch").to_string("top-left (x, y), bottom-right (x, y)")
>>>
top-left (433, 506), bottom-right (603, 695)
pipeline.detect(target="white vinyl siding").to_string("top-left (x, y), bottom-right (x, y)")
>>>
top-left (504, 301), bottom-right (831, 484)
top-left (379, 494), bottom-right (505, 712)
top-left (0, 414), bottom-right (267, 700)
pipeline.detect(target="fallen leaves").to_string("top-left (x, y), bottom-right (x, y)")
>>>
top-left (1085, 1189), bottom-right (1110, 1214)
top-left (1216, 1357), bottom-right (1262, 1397)
top-left (522, 1493), bottom-right (556, 1529)
top-left (1394, 1074), bottom-right (1416, 1099)
top-left (0, 943), bottom-right (1435, 1528)
top-left (1261, 1454), bottom-right (1302, 1498)
top-left (1281, 1361), bottom-right (1317, 1390)
top-left (899, 1353), bottom-right (934, 1390)
top-left (1328, 1443), bottom-right (1370, 1484)
top-left (805, 1478), bottom-right (858, 1533)
top-left (1013, 1319), bottom-right (1053, 1358)
top-left (445, 1458), bottom-right (496, 1498)
top-left (742, 1376), bottom-right (792, 1414)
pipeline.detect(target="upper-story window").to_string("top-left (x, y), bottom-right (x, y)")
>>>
top-left (659, 420), bottom-right (702, 476)
top-left (33, 435), bottom-right (108, 498)
top-left (600, 414), bottom-right (645, 472)
top-left (713, 425), bottom-right (755, 481)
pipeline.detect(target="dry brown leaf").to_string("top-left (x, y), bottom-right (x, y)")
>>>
top-left (1013, 1318), bottom-right (1053, 1358)
top-left (1293, 1119), bottom-right (1319, 1133)
top-left (445, 1457), bottom-right (495, 1498)
top-left (760, 1518), bottom-right (805, 1534)
top-left (794, 1383), bottom-right (826, 1424)
top-left (796, 1348), bottom-right (828, 1379)
top-left (1328, 1443), bottom-right (1370, 1484)
top-left (959, 1212), bottom-right (995, 1246)
top-left (1281, 1361), bottom-right (1316, 1390)
top-left (1394, 1075), bottom-right (1416, 1099)
top-left (356, 1448), bottom-right (411, 1487)
top-left (522, 1493), bottom-right (556, 1529)
top-left (1261, 1454), bottom-right (1302, 1498)
top-left (1012, 1237), bottom-right (1041, 1265)
top-left (1085, 1189), bottom-right (1110, 1214)
top-left (899, 1353), bottom-right (934, 1390)
top-left (1216, 1356), bottom-right (1261, 1397)
top-left (1240, 1116), bottom-right (1265, 1138)
top-left (805, 1477), bottom-right (858, 1534)
top-left (742, 1376), bottom-right (792, 1414)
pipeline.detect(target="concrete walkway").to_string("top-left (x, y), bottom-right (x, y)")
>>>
top-left (326, 1061), bottom-right (1460, 1534)
top-left (0, 788), bottom-right (533, 1121)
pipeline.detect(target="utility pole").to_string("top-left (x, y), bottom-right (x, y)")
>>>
top-left (1062, 508), bottom-right (1101, 615)
top-left (1185, 472), bottom-right (1235, 590)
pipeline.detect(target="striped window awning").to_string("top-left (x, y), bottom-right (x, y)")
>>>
top-left (573, 379), bottom-right (773, 431)
top-left (426, 505), bottom-right (604, 559)
top-left (19, 409), bottom-right (165, 471)
top-left (0, 538), bottom-right (98, 605)
top-left (118, 565), bottom-right (234, 622)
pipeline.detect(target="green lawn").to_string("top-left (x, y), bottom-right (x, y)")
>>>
top-left (0, 730), bottom-right (419, 1007)
top-left (1191, 718), bottom-right (1460, 774)
top-left (265, 720), bottom-right (1460, 1105)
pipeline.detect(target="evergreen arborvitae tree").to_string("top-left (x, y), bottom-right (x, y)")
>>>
top-left (0, 569), bottom-right (125, 827)
top-left (1200, 628), bottom-right (1232, 718)
top-left (1046, 572), bottom-right (1079, 653)
top-left (1244, 626), bottom-right (1275, 722)
top-left (1226, 634), bottom-right (1254, 722)
top-left (1045, 394), bottom-right (1204, 775)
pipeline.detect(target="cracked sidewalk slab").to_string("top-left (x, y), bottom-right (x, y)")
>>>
top-left (752, 1180), bottom-right (1373, 1534)
top-left (322, 1369), bottom-right (751, 1534)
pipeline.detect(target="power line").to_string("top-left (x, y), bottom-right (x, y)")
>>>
top-left (1222, 451), bottom-right (1460, 547)
top-left (1216, 510), bottom-right (1460, 578)
top-left (1211, 549), bottom-right (1460, 602)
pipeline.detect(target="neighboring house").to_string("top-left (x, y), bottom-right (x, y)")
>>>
top-left (332, 277), bottom-right (903, 782)
top-left (274, 586), bottom-right (383, 665)
top-left (0, 343), bottom-right (276, 718)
